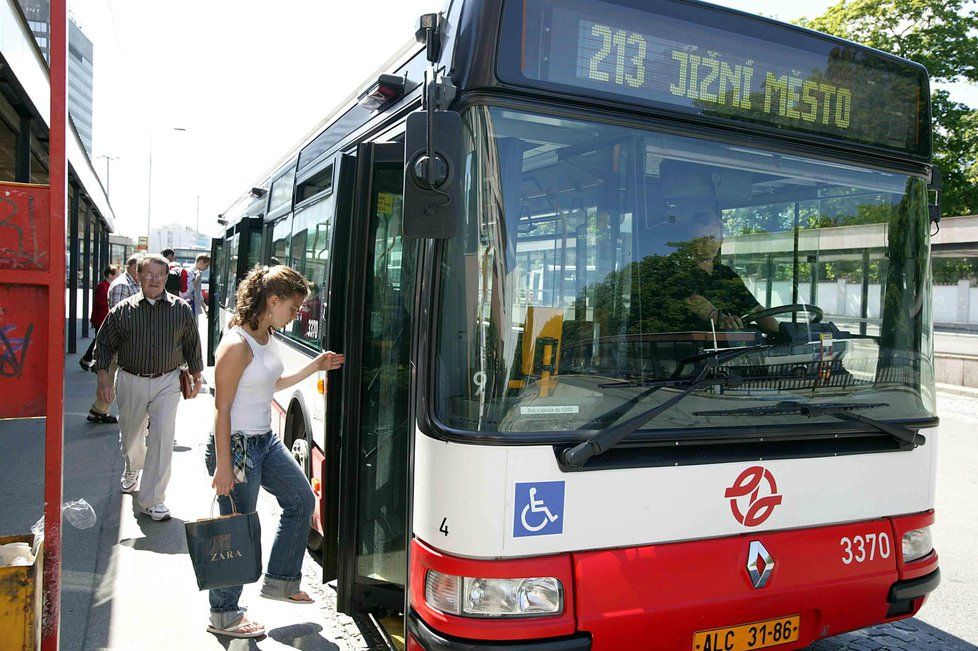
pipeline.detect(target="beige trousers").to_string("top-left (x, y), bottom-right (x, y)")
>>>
top-left (116, 369), bottom-right (181, 508)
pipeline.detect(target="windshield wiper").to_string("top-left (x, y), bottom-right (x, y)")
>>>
top-left (561, 345), bottom-right (772, 467)
top-left (599, 344), bottom-right (773, 389)
top-left (694, 401), bottom-right (925, 450)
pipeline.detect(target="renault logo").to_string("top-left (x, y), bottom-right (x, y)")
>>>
top-left (747, 541), bottom-right (774, 589)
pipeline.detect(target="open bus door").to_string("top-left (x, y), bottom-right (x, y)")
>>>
top-left (330, 141), bottom-right (414, 646)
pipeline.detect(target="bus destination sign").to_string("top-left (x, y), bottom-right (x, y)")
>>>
top-left (504, 0), bottom-right (930, 157)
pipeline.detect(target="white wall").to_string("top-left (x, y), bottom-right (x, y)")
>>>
top-left (743, 279), bottom-right (978, 325)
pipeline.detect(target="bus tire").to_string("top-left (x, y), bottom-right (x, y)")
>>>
top-left (286, 405), bottom-right (311, 479)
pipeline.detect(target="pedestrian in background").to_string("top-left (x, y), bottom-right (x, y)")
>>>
top-left (85, 254), bottom-right (142, 424)
top-left (205, 265), bottom-right (344, 638)
top-left (162, 248), bottom-right (187, 296)
top-left (182, 253), bottom-right (210, 316)
top-left (108, 254), bottom-right (142, 308)
top-left (94, 254), bottom-right (203, 521)
top-left (80, 264), bottom-right (120, 371)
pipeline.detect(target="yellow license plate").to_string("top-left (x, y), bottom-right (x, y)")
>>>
top-left (692, 615), bottom-right (800, 651)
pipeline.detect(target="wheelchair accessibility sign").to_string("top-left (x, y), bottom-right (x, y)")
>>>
top-left (513, 481), bottom-right (565, 537)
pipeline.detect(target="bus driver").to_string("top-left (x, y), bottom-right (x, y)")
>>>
top-left (675, 211), bottom-right (780, 335)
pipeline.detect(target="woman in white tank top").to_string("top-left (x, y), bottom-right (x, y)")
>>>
top-left (205, 265), bottom-right (344, 639)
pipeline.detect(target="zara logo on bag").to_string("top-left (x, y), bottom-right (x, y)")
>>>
top-left (208, 533), bottom-right (244, 561)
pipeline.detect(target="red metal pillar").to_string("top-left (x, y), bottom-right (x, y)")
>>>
top-left (43, 0), bottom-right (67, 647)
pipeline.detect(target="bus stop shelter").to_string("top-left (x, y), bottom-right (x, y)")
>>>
top-left (1, 0), bottom-right (116, 646)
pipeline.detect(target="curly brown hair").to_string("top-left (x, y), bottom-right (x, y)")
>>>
top-left (230, 264), bottom-right (309, 331)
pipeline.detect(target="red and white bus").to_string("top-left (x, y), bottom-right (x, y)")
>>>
top-left (209, 0), bottom-right (941, 648)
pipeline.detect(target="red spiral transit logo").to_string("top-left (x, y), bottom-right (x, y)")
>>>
top-left (724, 466), bottom-right (783, 527)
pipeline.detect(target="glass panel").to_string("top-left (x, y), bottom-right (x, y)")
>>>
top-left (355, 164), bottom-right (412, 586)
top-left (435, 106), bottom-right (934, 437)
top-left (270, 215), bottom-right (292, 266)
top-left (268, 167), bottom-right (296, 214)
top-left (210, 240), bottom-right (225, 354)
top-left (284, 195), bottom-right (334, 348)
top-left (224, 233), bottom-right (239, 309)
top-left (247, 228), bottom-right (263, 269)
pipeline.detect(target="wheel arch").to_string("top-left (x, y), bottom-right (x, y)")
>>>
top-left (283, 392), bottom-right (313, 449)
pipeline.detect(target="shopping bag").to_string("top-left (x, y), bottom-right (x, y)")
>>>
top-left (184, 496), bottom-right (262, 591)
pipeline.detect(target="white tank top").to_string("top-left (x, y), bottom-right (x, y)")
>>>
top-left (229, 327), bottom-right (285, 435)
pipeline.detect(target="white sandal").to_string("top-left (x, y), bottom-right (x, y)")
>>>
top-left (206, 615), bottom-right (266, 638)
top-left (259, 589), bottom-right (314, 604)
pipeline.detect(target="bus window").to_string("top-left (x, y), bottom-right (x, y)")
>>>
top-left (224, 233), bottom-right (239, 309)
top-left (247, 227), bottom-right (263, 270)
top-left (269, 215), bottom-right (292, 266)
top-left (268, 166), bottom-right (296, 217)
top-left (284, 193), bottom-right (334, 348)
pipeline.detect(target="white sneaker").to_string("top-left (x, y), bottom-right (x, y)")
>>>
top-left (141, 503), bottom-right (171, 521)
top-left (120, 470), bottom-right (140, 493)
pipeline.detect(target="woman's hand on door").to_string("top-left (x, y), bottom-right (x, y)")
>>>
top-left (315, 351), bottom-right (346, 372)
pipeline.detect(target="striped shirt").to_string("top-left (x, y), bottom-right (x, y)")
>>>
top-left (107, 272), bottom-right (140, 309)
top-left (94, 291), bottom-right (203, 375)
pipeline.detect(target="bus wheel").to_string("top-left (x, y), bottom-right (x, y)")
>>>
top-left (287, 409), bottom-right (311, 478)
top-left (291, 437), bottom-right (310, 479)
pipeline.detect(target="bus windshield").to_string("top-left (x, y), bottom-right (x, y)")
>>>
top-left (435, 106), bottom-right (935, 436)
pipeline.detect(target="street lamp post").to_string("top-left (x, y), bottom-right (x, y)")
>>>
top-left (96, 154), bottom-right (119, 198)
top-left (147, 127), bottom-right (188, 250)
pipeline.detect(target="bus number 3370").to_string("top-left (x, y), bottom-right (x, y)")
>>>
top-left (841, 532), bottom-right (892, 565)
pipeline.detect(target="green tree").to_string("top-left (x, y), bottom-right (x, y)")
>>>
top-left (800, 0), bottom-right (978, 216)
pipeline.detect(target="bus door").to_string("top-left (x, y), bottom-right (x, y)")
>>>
top-left (334, 141), bottom-right (414, 626)
top-left (206, 236), bottom-right (224, 366)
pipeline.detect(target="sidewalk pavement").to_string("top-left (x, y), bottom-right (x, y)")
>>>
top-left (0, 329), bottom-right (368, 650)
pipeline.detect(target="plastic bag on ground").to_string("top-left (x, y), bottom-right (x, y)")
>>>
top-left (62, 499), bottom-right (97, 529)
top-left (31, 498), bottom-right (98, 552)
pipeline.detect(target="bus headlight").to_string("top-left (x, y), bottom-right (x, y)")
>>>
top-left (902, 527), bottom-right (933, 563)
top-left (425, 571), bottom-right (563, 617)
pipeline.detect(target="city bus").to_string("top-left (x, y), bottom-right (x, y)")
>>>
top-left (208, 0), bottom-right (941, 648)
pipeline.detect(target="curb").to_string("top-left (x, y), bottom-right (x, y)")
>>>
top-left (936, 382), bottom-right (978, 399)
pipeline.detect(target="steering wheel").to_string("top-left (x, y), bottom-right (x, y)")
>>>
top-left (741, 303), bottom-right (823, 324)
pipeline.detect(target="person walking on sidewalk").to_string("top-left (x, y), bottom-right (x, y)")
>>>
top-left (86, 254), bottom-right (142, 424)
top-left (162, 248), bottom-right (187, 296)
top-left (108, 254), bottom-right (143, 308)
top-left (206, 264), bottom-right (344, 639)
top-left (181, 253), bottom-right (210, 316)
top-left (79, 264), bottom-right (119, 371)
top-left (94, 253), bottom-right (203, 521)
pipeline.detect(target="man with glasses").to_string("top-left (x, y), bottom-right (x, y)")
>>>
top-left (93, 254), bottom-right (203, 521)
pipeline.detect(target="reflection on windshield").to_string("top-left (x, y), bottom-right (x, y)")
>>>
top-left (435, 106), bottom-right (935, 435)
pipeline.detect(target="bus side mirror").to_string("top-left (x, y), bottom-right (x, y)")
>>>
top-left (928, 165), bottom-right (942, 225)
top-left (403, 110), bottom-right (463, 239)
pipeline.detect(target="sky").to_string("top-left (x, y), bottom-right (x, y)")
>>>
top-left (68, 0), bottom-right (978, 241)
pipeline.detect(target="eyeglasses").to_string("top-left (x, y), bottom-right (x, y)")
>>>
top-left (140, 272), bottom-right (166, 281)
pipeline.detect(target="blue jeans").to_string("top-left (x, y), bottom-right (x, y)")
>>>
top-left (204, 431), bottom-right (315, 628)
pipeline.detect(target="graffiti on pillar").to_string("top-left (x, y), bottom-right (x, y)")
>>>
top-left (0, 322), bottom-right (33, 378)
top-left (0, 286), bottom-right (48, 417)
top-left (0, 183), bottom-right (50, 271)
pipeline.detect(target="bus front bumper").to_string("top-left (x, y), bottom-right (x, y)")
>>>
top-left (408, 612), bottom-right (591, 651)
